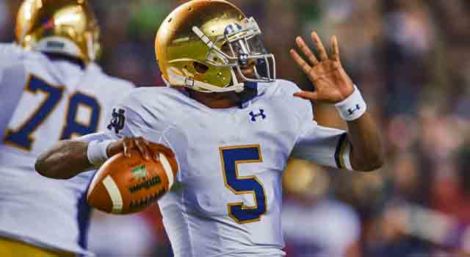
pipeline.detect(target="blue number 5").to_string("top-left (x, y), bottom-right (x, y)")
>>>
top-left (220, 145), bottom-right (267, 223)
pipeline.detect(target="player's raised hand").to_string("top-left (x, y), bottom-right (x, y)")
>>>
top-left (290, 31), bottom-right (354, 103)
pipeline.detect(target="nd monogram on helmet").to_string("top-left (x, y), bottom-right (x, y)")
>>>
top-left (15, 0), bottom-right (100, 63)
top-left (155, 0), bottom-right (276, 93)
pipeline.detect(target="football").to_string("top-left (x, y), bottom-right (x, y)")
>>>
top-left (87, 149), bottom-right (178, 215)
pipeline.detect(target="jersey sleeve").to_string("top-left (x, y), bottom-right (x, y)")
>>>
top-left (105, 92), bottom-right (165, 140)
top-left (0, 43), bottom-right (24, 79)
top-left (104, 89), bottom-right (185, 152)
top-left (291, 99), bottom-right (352, 170)
top-left (0, 44), bottom-right (27, 87)
top-left (103, 90), bottom-right (186, 172)
top-left (291, 123), bottom-right (352, 170)
top-left (0, 44), bottom-right (28, 137)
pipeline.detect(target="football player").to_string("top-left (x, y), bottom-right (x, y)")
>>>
top-left (36, 0), bottom-right (384, 256)
top-left (0, 0), bottom-right (134, 256)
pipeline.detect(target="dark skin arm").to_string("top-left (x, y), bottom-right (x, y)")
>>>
top-left (290, 32), bottom-right (384, 171)
top-left (35, 140), bottom-right (90, 179)
top-left (35, 137), bottom-right (170, 179)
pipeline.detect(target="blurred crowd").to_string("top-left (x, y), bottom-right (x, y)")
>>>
top-left (1, 0), bottom-right (468, 256)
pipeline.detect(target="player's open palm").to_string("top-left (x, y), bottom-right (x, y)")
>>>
top-left (290, 31), bottom-right (354, 104)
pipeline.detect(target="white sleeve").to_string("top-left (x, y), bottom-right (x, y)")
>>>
top-left (106, 102), bottom-right (160, 139)
top-left (0, 43), bottom-right (27, 93)
top-left (0, 44), bottom-right (28, 136)
top-left (290, 100), bottom-right (352, 170)
top-left (104, 91), bottom-right (178, 147)
top-left (291, 123), bottom-right (352, 170)
top-left (0, 43), bottom-right (23, 76)
top-left (103, 91), bottom-right (186, 171)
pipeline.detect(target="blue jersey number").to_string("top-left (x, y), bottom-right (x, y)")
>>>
top-left (220, 145), bottom-right (267, 223)
top-left (4, 76), bottom-right (101, 150)
top-left (60, 92), bottom-right (100, 139)
top-left (4, 76), bottom-right (63, 150)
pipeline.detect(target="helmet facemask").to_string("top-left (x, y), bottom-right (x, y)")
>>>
top-left (220, 18), bottom-right (275, 82)
top-left (187, 17), bottom-right (276, 93)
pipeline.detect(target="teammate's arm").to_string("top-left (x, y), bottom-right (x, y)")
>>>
top-left (290, 31), bottom-right (384, 171)
top-left (35, 135), bottom-right (158, 179)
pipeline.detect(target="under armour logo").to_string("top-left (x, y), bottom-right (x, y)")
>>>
top-left (249, 109), bottom-right (266, 122)
top-left (107, 108), bottom-right (126, 133)
top-left (347, 105), bottom-right (361, 116)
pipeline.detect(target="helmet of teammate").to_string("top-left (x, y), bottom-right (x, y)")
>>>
top-left (155, 0), bottom-right (276, 93)
top-left (16, 0), bottom-right (100, 63)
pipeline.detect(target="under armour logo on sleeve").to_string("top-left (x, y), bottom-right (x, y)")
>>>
top-left (347, 104), bottom-right (361, 116)
top-left (107, 108), bottom-right (126, 133)
top-left (249, 109), bottom-right (266, 122)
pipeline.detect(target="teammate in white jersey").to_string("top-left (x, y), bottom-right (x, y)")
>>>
top-left (0, 0), bottom-right (134, 256)
top-left (36, 1), bottom-right (384, 256)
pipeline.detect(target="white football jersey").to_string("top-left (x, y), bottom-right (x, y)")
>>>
top-left (92, 79), bottom-right (352, 257)
top-left (0, 43), bottom-right (134, 256)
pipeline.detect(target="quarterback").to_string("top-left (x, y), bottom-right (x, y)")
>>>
top-left (0, 0), bottom-right (133, 256)
top-left (36, 0), bottom-right (384, 256)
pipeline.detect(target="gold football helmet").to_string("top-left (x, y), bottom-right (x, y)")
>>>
top-left (155, 0), bottom-right (276, 93)
top-left (15, 0), bottom-right (100, 63)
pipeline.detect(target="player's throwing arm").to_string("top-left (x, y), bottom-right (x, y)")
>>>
top-left (35, 137), bottom-right (170, 179)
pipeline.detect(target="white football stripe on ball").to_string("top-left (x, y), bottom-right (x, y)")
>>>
top-left (159, 153), bottom-right (174, 188)
top-left (103, 175), bottom-right (123, 214)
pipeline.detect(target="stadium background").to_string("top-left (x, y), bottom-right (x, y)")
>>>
top-left (0, 0), bottom-right (468, 256)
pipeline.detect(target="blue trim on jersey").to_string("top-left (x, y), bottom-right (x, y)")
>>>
top-left (334, 133), bottom-right (348, 169)
top-left (76, 191), bottom-right (91, 250)
top-left (244, 81), bottom-right (258, 90)
top-left (238, 82), bottom-right (258, 108)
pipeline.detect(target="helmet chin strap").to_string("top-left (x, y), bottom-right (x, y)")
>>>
top-left (166, 67), bottom-right (244, 93)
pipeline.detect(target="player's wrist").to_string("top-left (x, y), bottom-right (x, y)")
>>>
top-left (335, 85), bottom-right (367, 121)
top-left (87, 139), bottom-right (115, 167)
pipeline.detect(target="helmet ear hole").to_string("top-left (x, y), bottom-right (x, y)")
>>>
top-left (193, 62), bottom-right (209, 74)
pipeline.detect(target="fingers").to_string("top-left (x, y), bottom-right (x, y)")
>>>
top-left (293, 91), bottom-right (319, 101)
top-left (331, 35), bottom-right (340, 62)
top-left (293, 32), bottom-right (340, 66)
top-left (311, 32), bottom-right (328, 61)
top-left (123, 137), bottom-right (151, 160)
top-left (134, 138), bottom-right (151, 160)
top-left (141, 139), bottom-right (161, 161)
top-left (289, 49), bottom-right (311, 74)
top-left (122, 138), bottom-right (133, 158)
top-left (295, 37), bottom-right (319, 65)
top-left (121, 137), bottom-right (174, 162)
